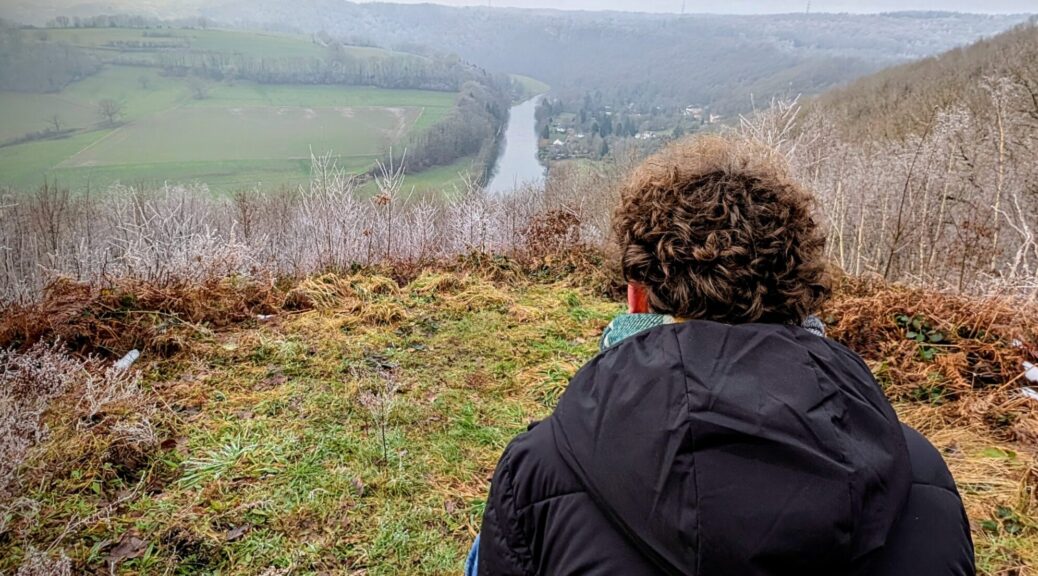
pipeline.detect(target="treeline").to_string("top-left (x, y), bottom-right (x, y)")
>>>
top-left (45, 14), bottom-right (216, 30)
top-left (104, 39), bottom-right (189, 51)
top-left (387, 75), bottom-right (512, 182)
top-left (0, 126), bottom-right (75, 148)
top-left (0, 30), bottom-right (100, 92)
top-left (155, 46), bottom-right (472, 92)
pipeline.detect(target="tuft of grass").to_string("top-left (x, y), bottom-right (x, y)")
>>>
top-left (407, 272), bottom-right (472, 297)
top-left (444, 282), bottom-right (512, 314)
top-left (179, 438), bottom-right (257, 488)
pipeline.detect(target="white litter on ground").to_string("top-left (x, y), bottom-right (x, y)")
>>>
top-left (114, 349), bottom-right (140, 372)
top-left (1024, 362), bottom-right (1038, 384)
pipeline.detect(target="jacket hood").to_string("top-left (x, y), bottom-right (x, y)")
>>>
top-left (552, 320), bottom-right (911, 575)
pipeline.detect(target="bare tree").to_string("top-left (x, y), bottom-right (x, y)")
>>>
top-left (187, 77), bottom-right (210, 100)
top-left (48, 115), bottom-right (63, 133)
top-left (96, 99), bottom-right (124, 127)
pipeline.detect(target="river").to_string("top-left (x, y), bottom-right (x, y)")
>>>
top-left (485, 95), bottom-right (546, 194)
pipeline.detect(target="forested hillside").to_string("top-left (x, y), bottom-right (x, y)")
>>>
top-left (780, 21), bottom-right (1038, 294)
top-left (201, 3), bottom-right (1028, 114)
top-left (0, 25), bottom-right (99, 92)
top-left (807, 20), bottom-right (1038, 140)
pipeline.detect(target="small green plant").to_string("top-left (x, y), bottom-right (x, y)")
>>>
top-left (359, 366), bottom-right (401, 470)
top-left (910, 383), bottom-right (948, 405)
top-left (179, 438), bottom-right (254, 488)
top-left (982, 506), bottom-right (1026, 537)
top-left (895, 314), bottom-right (947, 361)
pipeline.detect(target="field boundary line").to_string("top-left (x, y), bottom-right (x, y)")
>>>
top-left (54, 126), bottom-right (126, 169)
top-left (58, 95), bottom-right (194, 169)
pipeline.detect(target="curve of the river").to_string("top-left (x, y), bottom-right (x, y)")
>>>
top-left (485, 95), bottom-right (546, 194)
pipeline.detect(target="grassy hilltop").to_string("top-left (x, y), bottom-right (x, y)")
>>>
top-left (0, 27), bottom-right (469, 194)
top-left (0, 265), bottom-right (1035, 575)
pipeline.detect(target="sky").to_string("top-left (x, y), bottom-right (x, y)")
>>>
top-left (355, 0), bottom-right (1038, 13)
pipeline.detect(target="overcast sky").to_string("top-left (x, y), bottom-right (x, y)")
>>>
top-left (356, 0), bottom-right (1037, 14)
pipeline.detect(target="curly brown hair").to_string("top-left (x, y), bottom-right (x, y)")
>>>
top-left (613, 135), bottom-right (830, 324)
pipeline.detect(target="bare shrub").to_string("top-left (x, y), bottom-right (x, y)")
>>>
top-left (522, 208), bottom-right (582, 259)
top-left (359, 366), bottom-right (401, 468)
top-left (0, 149), bottom-right (612, 307)
top-left (15, 547), bottom-right (72, 576)
top-left (738, 76), bottom-right (1038, 298)
top-left (78, 366), bottom-right (142, 422)
top-left (0, 342), bottom-right (83, 497)
top-left (108, 415), bottom-right (159, 474)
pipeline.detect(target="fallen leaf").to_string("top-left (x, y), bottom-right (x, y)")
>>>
top-left (351, 477), bottom-right (365, 497)
top-left (107, 532), bottom-right (148, 569)
top-left (226, 523), bottom-right (251, 542)
top-left (259, 373), bottom-right (288, 390)
top-left (173, 404), bottom-right (201, 417)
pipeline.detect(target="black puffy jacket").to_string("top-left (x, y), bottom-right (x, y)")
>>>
top-left (478, 321), bottom-right (974, 575)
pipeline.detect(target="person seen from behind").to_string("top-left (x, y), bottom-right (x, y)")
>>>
top-left (470, 135), bottom-right (974, 575)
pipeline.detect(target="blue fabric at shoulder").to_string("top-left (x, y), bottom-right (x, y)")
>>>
top-left (599, 313), bottom-right (675, 351)
top-left (462, 535), bottom-right (477, 572)
top-left (600, 313), bottom-right (826, 351)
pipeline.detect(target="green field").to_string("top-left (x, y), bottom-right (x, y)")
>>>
top-left (359, 156), bottom-right (480, 198)
top-left (63, 106), bottom-right (418, 165)
top-left (509, 74), bottom-right (551, 101)
top-left (0, 28), bottom-right (470, 194)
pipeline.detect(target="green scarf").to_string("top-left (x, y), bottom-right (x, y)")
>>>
top-left (599, 313), bottom-right (825, 352)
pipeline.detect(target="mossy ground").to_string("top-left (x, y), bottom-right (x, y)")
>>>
top-left (2, 271), bottom-right (1035, 574)
top-left (3, 273), bottom-right (618, 574)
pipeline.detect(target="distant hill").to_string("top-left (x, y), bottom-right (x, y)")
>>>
top-left (2, 2), bottom-right (1028, 115)
top-left (198, 3), bottom-right (1031, 114)
top-left (805, 20), bottom-right (1038, 140)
